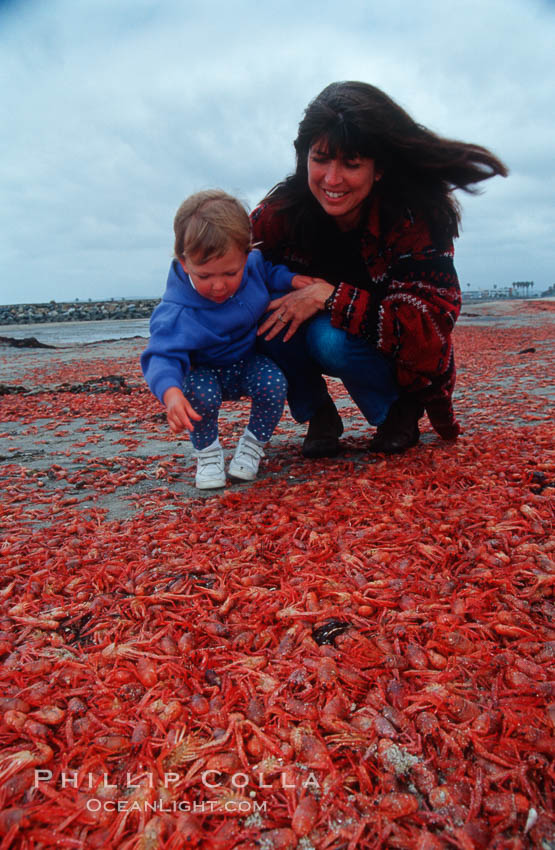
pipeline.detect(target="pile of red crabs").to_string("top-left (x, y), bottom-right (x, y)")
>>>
top-left (0, 305), bottom-right (553, 849)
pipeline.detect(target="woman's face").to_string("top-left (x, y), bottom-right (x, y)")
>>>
top-left (307, 141), bottom-right (379, 230)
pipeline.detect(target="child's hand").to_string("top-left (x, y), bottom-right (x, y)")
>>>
top-left (162, 387), bottom-right (202, 434)
top-left (291, 275), bottom-right (329, 290)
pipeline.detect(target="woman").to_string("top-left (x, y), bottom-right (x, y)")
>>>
top-left (252, 81), bottom-right (508, 457)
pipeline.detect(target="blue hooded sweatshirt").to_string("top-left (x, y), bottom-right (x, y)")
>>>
top-left (141, 249), bottom-right (295, 403)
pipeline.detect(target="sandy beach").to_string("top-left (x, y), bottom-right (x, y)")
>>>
top-left (1, 299), bottom-right (553, 522)
top-left (1, 332), bottom-right (352, 520)
top-left (0, 299), bottom-right (553, 848)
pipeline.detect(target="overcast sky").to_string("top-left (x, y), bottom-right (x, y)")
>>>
top-left (1, 0), bottom-right (554, 305)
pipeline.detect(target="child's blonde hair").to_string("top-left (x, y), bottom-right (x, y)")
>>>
top-left (173, 189), bottom-right (251, 263)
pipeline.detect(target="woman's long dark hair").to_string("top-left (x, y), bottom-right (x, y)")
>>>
top-left (264, 81), bottom-right (508, 244)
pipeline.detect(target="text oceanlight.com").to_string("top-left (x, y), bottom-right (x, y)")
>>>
top-left (33, 769), bottom-right (323, 815)
top-left (84, 799), bottom-right (267, 814)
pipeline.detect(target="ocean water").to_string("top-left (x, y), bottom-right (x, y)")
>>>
top-left (0, 318), bottom-right (150, 346)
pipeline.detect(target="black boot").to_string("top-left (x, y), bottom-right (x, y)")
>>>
top-left (368, 395), bottom-right (424, 454)
top-left (302, 395), bottom-right (344, 458)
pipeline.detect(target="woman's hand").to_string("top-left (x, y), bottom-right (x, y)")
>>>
top-left (163, 387), bottom-right (202, 434)
top-left (258, 277), bottom-right (334, 342)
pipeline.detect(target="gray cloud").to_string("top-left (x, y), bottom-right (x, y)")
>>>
top-left (1, 0), bottom-right (554, 303)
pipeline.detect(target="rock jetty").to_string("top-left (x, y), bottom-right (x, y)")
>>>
top-left (0, 299), bottom-right (160, 325)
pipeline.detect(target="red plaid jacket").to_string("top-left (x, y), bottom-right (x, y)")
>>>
top-left (251, 197), bottom-right (461, 439)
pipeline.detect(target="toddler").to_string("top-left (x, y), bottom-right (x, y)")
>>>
top-left (141, 189), bottom-right (308, 489)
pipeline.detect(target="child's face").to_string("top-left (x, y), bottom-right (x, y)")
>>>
top-left (181, 244), bottom-right (247, 303)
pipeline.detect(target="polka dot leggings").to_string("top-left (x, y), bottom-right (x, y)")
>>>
top-left (183, 354), bottom-right (287, 449)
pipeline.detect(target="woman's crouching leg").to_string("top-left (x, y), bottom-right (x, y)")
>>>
top-left (256, 326), bottom-right (329, 423)
top-left (306, 314), bottom-right (399, 426)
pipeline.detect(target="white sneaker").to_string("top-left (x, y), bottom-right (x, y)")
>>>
top-left (194, 440), bottom-right (226, 489)
top-left (228, 430), bottom-right (265, 481)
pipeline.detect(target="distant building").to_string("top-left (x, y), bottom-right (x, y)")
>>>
top-left (463, 286), bottom-right (526, 301)
top-left (463, 290), bottom-right (487, 300)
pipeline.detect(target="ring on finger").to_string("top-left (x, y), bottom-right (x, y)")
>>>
top-left (278, 313), bottom-right (286, 322)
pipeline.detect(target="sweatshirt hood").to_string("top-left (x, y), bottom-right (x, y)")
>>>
top-left (162, 259), bottom-right (248, 309)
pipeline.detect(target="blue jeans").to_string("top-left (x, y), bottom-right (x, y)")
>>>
top-left (257, 313), bottom-right (398, 425)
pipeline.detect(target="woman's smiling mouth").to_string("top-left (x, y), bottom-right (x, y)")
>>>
top-left (323, 189), bottom-right (347, 199)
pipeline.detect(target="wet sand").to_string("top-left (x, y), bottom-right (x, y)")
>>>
top-left (1, 299), bottom-right (553, 524)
